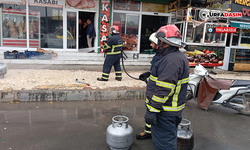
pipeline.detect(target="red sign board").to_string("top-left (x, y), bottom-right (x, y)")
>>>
top-left (215, 27), bottom-right (237, 33)
top-left (99, 0), bottom-right (111, 53)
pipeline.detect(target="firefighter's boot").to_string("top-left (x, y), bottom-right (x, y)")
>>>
top-left (136, 131), bottom-right (151, 140)
top-left (115, 77), bottom-right (122, 81)
top-left (97, 77), bottom-right (108, 81)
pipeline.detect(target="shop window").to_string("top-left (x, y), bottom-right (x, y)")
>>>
top-left (186, 23), bottom-right (195, 43)
top-left (113, 13), bottom-right (139, 51)
top-left (187, 23), bottom-right (205, 43)
top-left (240, 29), bottom-right (250, 48)
top-left (1, 3), bottom-right (27, 47)
top-left (226, 33), bottom-right (231, 47)
top-left (232, 29), bottom-right (240, 46)
top-left (67, 12), bottom-right (76, 49)
top-left (170, 12), bottom-right (175, 23)
top-left (182, 9), bottom-right (187, 21)
top-left (114, 0), bottom-right (140, 11)
top-left (175, 23), bottom-right (184, 41)
top-left (175, 23), bottom-right (183, 34)
top-left (229, 48), bottom-right (235, 62)
top-left (29, 6), bottom-right (63, 48)
top-left (199, 23), bottom-right (226, 44)
top-left (235, 49), bottom-right (250, 63)
top-left (176, 10), bottom-right (182, 22)
top-left (193, 24), bottom-right (206, 43)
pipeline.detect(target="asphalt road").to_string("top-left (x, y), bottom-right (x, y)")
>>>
top-left (0, 100), bottom-right (250, 150)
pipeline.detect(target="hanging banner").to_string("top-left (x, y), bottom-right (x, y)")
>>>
top-left (65, 0), bottom-right (98, 11)
top-left (29, 0), bottom-right (64, 8)
top-left (0, 0), bottom-right (26, 5)
top-left (99, 0), bottom-right (111, 53)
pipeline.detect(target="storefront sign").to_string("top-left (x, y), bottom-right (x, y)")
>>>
top-left (142, 2), bottom-right (168, 13)
top-left (232, 0), bottom-right (250, 19)
top-left (234, 0), bottom-right (250, 7)
top-left (29, 0), bottom-right (63, 8)
top-left (0, 0), bottom-right (26, 5)
top-left (242, 8), bottom-right (250, 16)
top-left (99, 0), bottom-right (111, 53)
top-left (114, 0), bottom-right (140, 11)
top-left (215, 27), bottom-right (237, 33)
top-left (231, 21), bottom-right (250, 29)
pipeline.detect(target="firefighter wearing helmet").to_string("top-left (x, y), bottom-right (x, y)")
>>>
top-left (136, 32), bottom-right (160, 140)
top-left (143, 24), bottom-right (190, 150)
top-left (97, 25), bottom-right (123, 81)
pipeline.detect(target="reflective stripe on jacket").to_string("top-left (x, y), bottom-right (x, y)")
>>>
top-left (145, 46), bottom-right (190, 116)
top-left (102, 34), bottom-right (123, 55)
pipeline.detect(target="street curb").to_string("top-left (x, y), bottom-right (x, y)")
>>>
top-left (0, 88), bottom-right (146, 102)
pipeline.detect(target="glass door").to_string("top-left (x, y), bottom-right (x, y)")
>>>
top-left (67, 12), bottom-right (77, 49)
top-left (140, 15), bottom-right (168, 53)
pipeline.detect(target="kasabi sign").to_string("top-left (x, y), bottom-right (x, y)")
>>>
top-left (29, 0), bottom-right (64, 8)
top-left (99, 0), bottom-right (111, 53)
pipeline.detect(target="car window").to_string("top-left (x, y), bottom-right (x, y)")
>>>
top-left (55, 29), bottom-right (63, 36)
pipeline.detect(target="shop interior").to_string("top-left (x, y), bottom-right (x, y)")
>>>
top-left (171, 7), bottom-right (228, 67)
top-left (78, 12), bottom-right (95, 49)
top-left (140, 15), bottom-right (168, 54)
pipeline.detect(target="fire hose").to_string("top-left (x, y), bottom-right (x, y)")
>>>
top-left (101, 44), bottom-right (141, 81)
top-left (121, 49), bottom-right (141, 81)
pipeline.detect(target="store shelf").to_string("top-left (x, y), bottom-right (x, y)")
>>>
top-left (236, 53), bottom-right (250, 56)
top-left (189, 62), bottom-right (223, 67)
top-left (235, 57), bottom-right (250, 60)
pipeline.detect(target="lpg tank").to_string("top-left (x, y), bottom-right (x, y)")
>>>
top-left (106, 115), bottom-right (133, 150)
top-left (177, 118), bottom-right (194, 150)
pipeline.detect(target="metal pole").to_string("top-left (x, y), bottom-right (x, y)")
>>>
top-left (45, 7), bottom-right (48, 34)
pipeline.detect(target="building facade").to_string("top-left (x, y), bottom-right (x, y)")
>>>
top-left (0, 0), bottom-right (176, 54)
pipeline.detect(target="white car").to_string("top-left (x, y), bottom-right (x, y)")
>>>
top-left (41, 28), bottom-right (75, 48)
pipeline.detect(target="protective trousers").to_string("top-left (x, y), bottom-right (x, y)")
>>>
top-left (101, 54), bottom-right (122, 80)
top-left (144, 123), bottom-right (151, 134)
top-left (151, 113), bottom-right (182, 150)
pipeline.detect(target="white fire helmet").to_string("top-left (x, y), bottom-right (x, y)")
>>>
top-left (149, 33), bottom-right (158, 45)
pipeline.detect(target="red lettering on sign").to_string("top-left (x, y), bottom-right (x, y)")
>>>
top-left (242, 8), bottom-right (250, 16)
top-left (215, 27), bottom-right (237, 33)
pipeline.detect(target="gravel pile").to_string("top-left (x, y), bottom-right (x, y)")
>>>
top-left (0, 69), bottom-right (250, 91)
top-left (0, 69), bottom-right (146, 90)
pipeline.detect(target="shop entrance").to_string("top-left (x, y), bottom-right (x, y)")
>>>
top-left (79, 12), bottom-right (95, 49)
top-left (140, 15), bottom-right (168, 54)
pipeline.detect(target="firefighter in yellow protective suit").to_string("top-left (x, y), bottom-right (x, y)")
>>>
top-left (97, 25), bottom-right (123, 81)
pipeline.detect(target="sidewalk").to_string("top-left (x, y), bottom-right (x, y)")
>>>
top-left (1, 64), bottom-right (250, 103)
top-left (0, 52), bottom-right (154, 66)
top-left (1, 52), bottom-right (250, 102)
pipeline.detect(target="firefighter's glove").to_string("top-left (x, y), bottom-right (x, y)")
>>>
top-left (144, 111), bottom-right (157, 125)
top-left (139, 71), bottom-right (151, 81)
